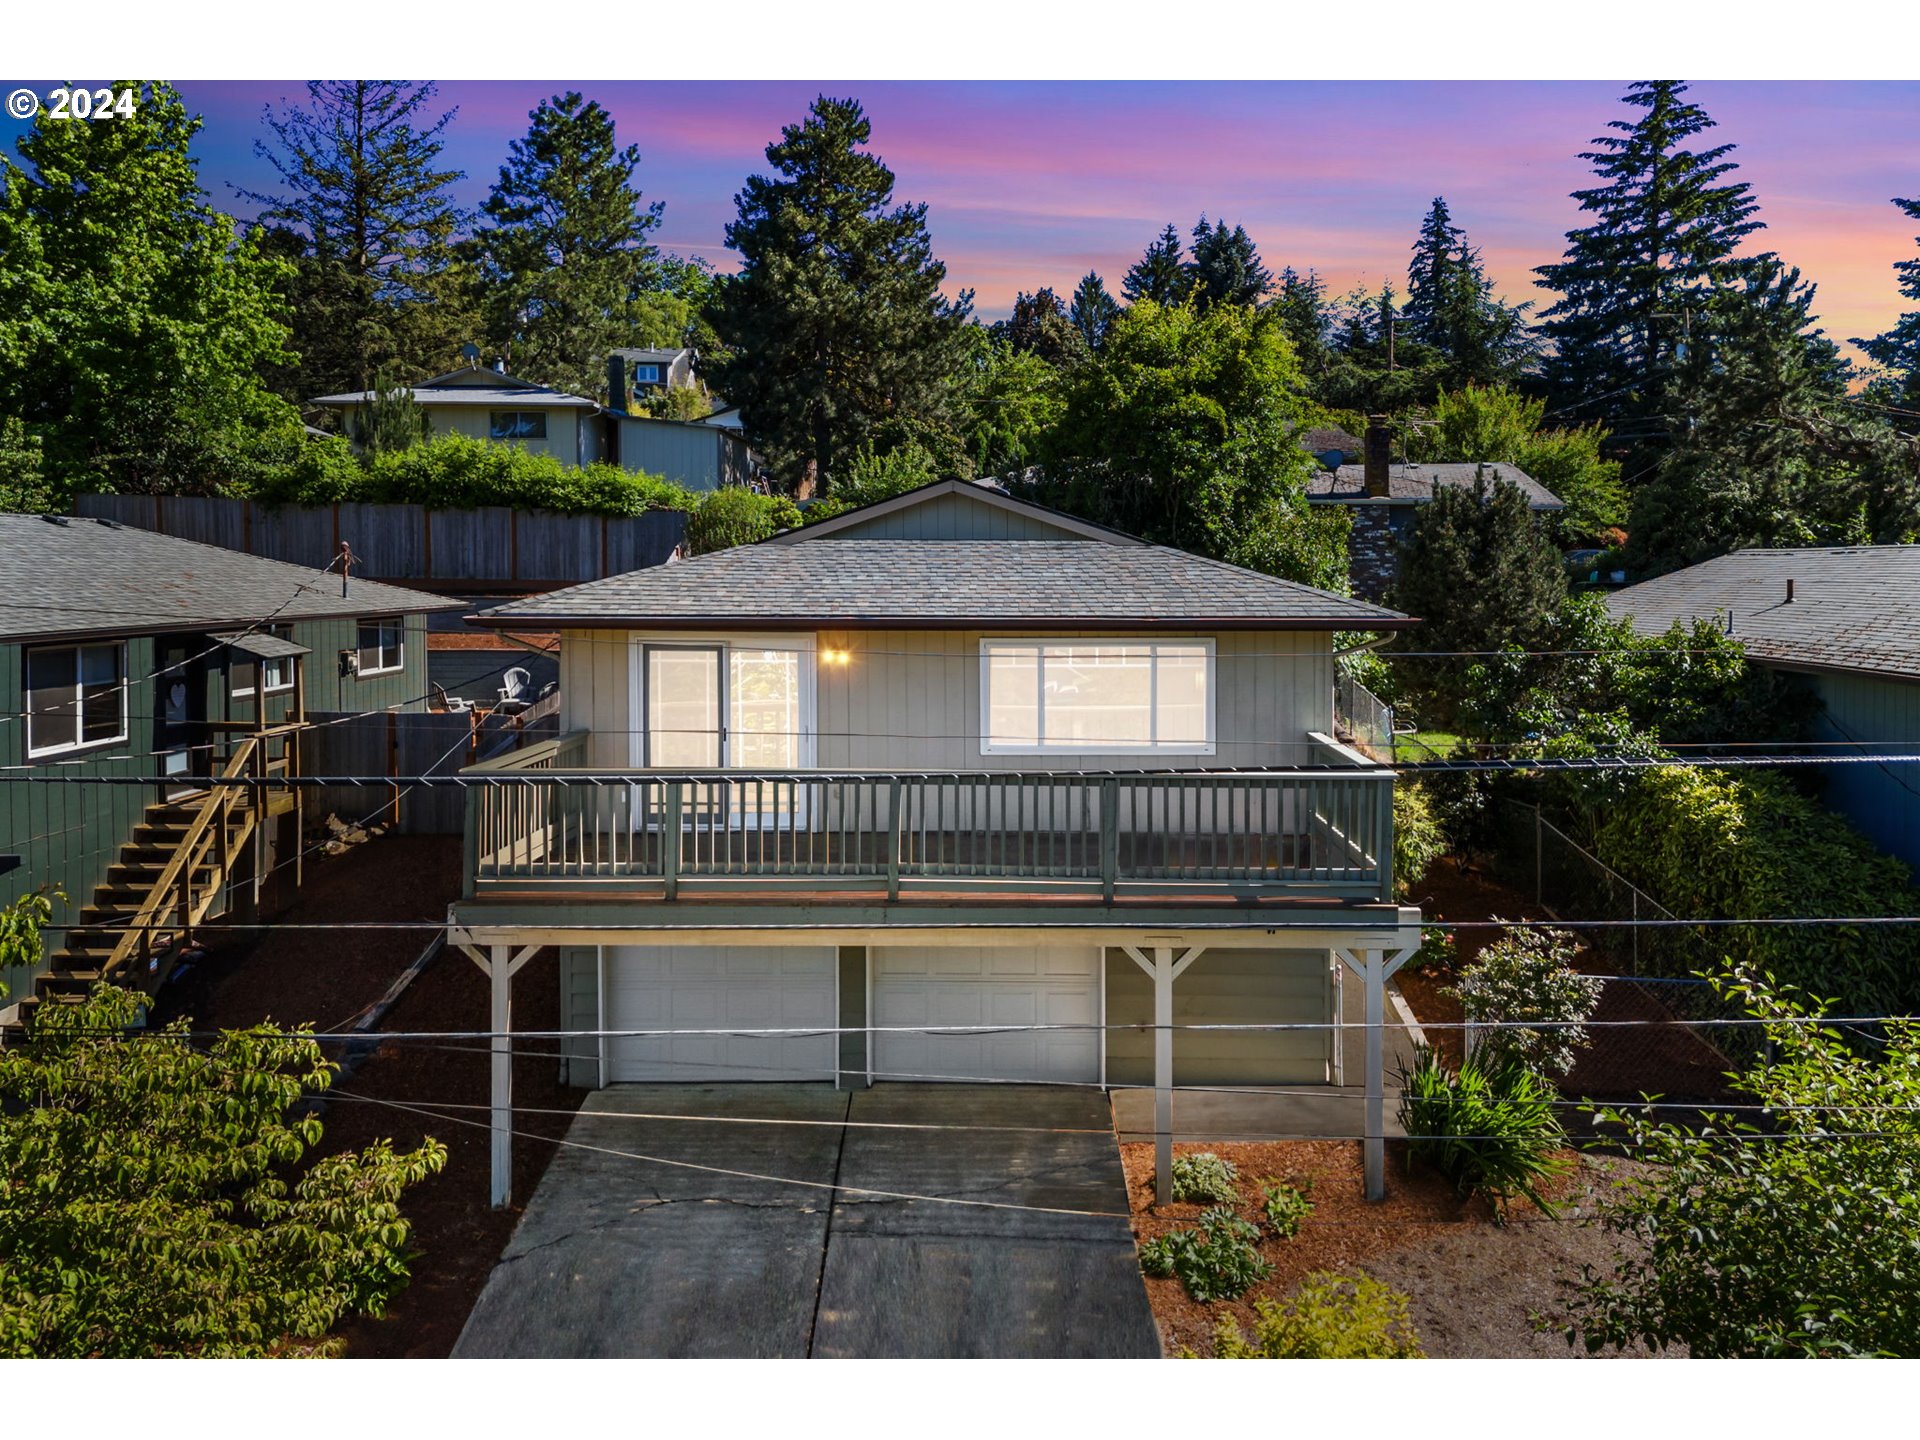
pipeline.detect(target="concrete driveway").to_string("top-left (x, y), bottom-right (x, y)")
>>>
top-left (452, 1083), bottom-right (1160, 1359)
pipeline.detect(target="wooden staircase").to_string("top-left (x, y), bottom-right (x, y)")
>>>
top-left (3, 736), bottom-right (268, 1041)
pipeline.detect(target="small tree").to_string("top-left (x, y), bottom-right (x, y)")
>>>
top-left (684, 486), bottom-right (801, 554)
top-left (1567, 973), bottom-right (1920, 1357)
top-left (349, 363), bottom-right (428, 455)
top-left (1448, 923), bottom-right (1602, 1077)
top-left (0, 985), bottom-right (445, 1357)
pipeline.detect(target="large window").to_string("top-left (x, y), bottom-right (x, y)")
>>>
top-left (356, 618), bottom-right (405, 676)
top-left (980, 640), bottom-right (1214, 754)
top-left (488, 411), bottom-right (548, 441)
top-left (26, 641), bottom-right (128, 758)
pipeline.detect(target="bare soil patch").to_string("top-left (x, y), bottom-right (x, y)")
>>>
top-left (1120, 1138), bottom-right (1662, 1358)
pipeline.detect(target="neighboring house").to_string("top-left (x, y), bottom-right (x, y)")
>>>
top-left (1607, 545), bottom-right (1920, 872)
top-left (450, 476), bottom-right (1423, 1205)
top-left (0, 514), bottom-right (457, 1023)
top-left (607, 347), bottom-right (697, 400)
top-left (1306, 416), bottom-right (1565, 599)
top-left (605, 352), bottom-right (756, 492)
top-left (1297, 425), bottom-right (1364, 468)
top-left (310, 365), bottom-right (607, 468)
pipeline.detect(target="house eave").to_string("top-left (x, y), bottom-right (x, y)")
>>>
top-left (463, 612), bottom-right (1421, 633)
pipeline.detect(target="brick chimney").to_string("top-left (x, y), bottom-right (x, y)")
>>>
top-left (1364, 414), bottom-right (1392, 498)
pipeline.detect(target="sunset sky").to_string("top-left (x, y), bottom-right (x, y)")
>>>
top-left (6, 79), bottom-right (1916, 362)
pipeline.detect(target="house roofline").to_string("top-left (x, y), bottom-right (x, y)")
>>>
top-left (464, 612), bottom-right (1420, 633)
top-left (766, 477), bottom-right (1146, 547)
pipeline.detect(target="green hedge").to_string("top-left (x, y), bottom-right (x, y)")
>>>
top-left (684, 487), bottom-right (802, 554)
top-left (1589, 766), bottom-right (1920, 1016)
top-left (245, 434), bottom-right (696, 517)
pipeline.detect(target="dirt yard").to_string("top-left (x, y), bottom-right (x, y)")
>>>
top-left (1120, 1138), bottom-right (1670, 1358)
top-left (147, 834), bottom-right (586, 1359)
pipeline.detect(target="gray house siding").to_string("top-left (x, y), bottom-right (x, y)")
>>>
top-left (1809, 670), bottom-right (1920, 873)
top-left (558, 946), bottom-right (600, 1087)
top-left (816, 490), bottom-right (1097, 542)
top-left (610, 419), bottom-right (751, 493)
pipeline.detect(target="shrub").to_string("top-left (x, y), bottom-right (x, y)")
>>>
top-left (1206, 1272), bottom-right (1423, 1358)
top-left (684, 486), bottom-right (803, 554)
top-left (1393, 781), bottom-right (1446, 898)
top-left (1138, 1206), bottom-right (1272, 1303)
top-left (1403, 926), bottom-right (1456, 975)
top-left (1397, 1046), bottom-right (1568, 1214)
top-left (1448, 922), bottom-right (1602, 1078)
top-left (1169, 1151), bottom-right (1240, 1204)
top-left (1259, 1179), bottom-right (1313, 1239)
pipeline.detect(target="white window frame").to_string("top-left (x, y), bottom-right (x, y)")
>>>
top-left (230, 626), bottom-right (297, 699)
top-left (978, 637), bottom-right (1216, 757)
top-left (627, 633), bottom-right (818, 771)
top-left (356, 617), bottom-right (406, 677)
top-left (632, 364), bottom-right (663, 385)
top-left (25, 640), bottom-right (130, 759)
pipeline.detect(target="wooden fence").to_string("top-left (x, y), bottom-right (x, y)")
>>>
top-left (306, 709), bottom-right (557, 835)
top-left (75, 494), bottom-right (686, 590)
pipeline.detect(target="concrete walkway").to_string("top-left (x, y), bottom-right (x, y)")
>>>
top-left (453, 1083), bottom-right (1160, 1359)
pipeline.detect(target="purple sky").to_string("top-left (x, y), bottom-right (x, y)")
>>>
top-left (6, 79), bottom-right (1917, 361)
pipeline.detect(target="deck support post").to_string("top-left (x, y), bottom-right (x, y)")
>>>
top-left (1337, 942), bottom-right (1419, 1201)
top-left (460, 942), bottom-right (543, 1209)
top-left (1123, 943), bottom-right (1205, 1207)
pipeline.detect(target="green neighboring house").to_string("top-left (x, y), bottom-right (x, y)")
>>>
top-left (0, 513), bottom-right (458, 1017)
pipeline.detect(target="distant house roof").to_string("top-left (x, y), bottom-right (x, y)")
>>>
top-left (1605, 545), bottom-right (1920, 682)
top-left (0, 514), bottom-right (460, 646)
top-left (307, 365), bottom-right (598, 410)
top-left (1298, 426), bottom-right (1363, 461)
top-left (610, 347), bottom-right (692, 368)
top-left (1306, 462), bottom-right (1564, 510)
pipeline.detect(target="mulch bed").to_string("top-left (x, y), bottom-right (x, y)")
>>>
top-left (1120, 1139), bottom-right (1659, 1358)
top-left (146, 834), bottom-right (586, 1359)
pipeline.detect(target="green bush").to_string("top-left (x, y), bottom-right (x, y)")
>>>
top-left (1138, 1206), bottom-right (1272, 1303)
top-left (684, 486), bottom-right (803, 555)
top-left (1393, 781), bottom-right (1446, 898)
top-left (1397, 1046), bottom-right (1568, 1215)
top-left (1448, 923), bottom-right (1603, 1078)
top-left (1588, 765), bottom-right (1920, 1016)
top-left (1206, 1272), bottom-right (1423, 1358)
top-left (1169, 1151), bottom-right (1240, 1204)
top-left (1259, 1179), bottom-right (1313, 1239)
top-left (1403, 926), bottom-right (1456, 974)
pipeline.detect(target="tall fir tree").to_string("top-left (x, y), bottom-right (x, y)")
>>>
top-left (1187, 216), bottom-right (1272, 308)
top-left (473, 92), bottom-right (662, 399)
top-left (1852, 196), bottom-right (1920, 410)
top-left (1122, 223), bottom-right (1191, 306)
top-left (1068, 271), bottom-right (1119, 351)
top-left (0, 81), bottom-right (297, 499)
top-left (238, 81), bottom-right (470, 401)
top-left (1403, 196), bottom-right (1535, 388)
top-left (711, 96), bottom-right (971, 492)
top-left (992, 288), bottom-right (1085, 366)
top-left (1272, 267), bottom-right (1331, 375)
top-left (1535, 81), bottom-right (1766, 455)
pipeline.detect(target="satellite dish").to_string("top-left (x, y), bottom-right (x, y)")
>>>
top-left (460, 342), bottom-right (481, 364)
top-left (1315, 449), bottom-right (1347, 472)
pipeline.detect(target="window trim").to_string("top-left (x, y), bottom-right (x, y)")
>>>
top-left (488, 410), bottom-right (549, 441)
top-left (230, 626), bottom-right (297, 699)
top-left (977, 637), bottom-right (1217, 757)
top-left (356, 617), bottom-right (406, 678)
top-left (632, 363), bottom-right (663, 385)
top-left (25, 640), bottom-right (130, 760)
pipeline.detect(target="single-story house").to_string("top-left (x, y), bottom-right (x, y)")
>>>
top-left (1607, 544), bottom-right (1920, 872)
top-left (310, 365), bottom-right (607, 468)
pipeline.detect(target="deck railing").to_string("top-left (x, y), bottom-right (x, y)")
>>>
top-left (463, 732), bottom-right (1396, 903)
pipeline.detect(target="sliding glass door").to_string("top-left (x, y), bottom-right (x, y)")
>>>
top-left (641, 642), bottom-right (810, 827)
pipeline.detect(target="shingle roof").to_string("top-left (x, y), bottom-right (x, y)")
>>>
top-left (474, 538), bottom-right (1411, 631)
top-left (1298, 426), bottom-right (1363, 460)
top-left (1605, 545), bottom-right (1920, 681)
top-left (0, 514), bottom-right (461, 645)
top-left (307, 386), bottom-right (597, 410)
top-left (1306, 462), bottom-right (1564, 509)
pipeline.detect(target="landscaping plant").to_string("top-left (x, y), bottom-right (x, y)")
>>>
top-left (1204, 1272), bottom-right (1423, 1358)
top-left (1447, 922), bottom-right (1603, 1078)
top-left (1566, 972), bottom-right (1920, 1357)
top-left (1137, 1206), bottom-right (1272, 1303)
top-left (1396, 1046), bottom-right (1568, 1215)
top-left (1169, 1151), bottom-right (1240, 1205)
top-left (1258, 1179), bottom-right (1313, 1240)
top-left (1392, 781), bottom-right (1446, 898)
top-left (0, 985), bottom-right (446, 1357)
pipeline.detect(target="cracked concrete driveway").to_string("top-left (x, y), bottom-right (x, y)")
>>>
top-left (452, 1083), bottom-right (1161, 1358)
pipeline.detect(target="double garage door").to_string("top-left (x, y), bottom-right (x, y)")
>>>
top-left (603, 943), bottom-right (1100, 1085)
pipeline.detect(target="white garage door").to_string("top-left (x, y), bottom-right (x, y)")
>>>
top-left (605, 945), bottom-right (837, 1083)
top-left (872, 944), bottom-right (1101, 1084)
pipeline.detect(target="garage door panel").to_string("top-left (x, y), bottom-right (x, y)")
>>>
top-left (873, 946), bottom-right (1100, 1085)
top-left (607, 945), bottom-right (837, 1083)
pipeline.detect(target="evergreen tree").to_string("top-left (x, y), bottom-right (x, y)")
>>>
top-left (1068, 271), bottom-right (1119, 351)
top-left (711, 95), bottom-right (971, 492)
top-left (1390, 468), bottom-right (1569, 724)
top-left (1535, 81), bottom-right (1766, 455)
top-left (1404, 196), bottom-right (1535, 388)
top-left (1852, 196), bottom-right (1920, 409)
top-left (992, 287), bottom-right (1086, 366)
top-left (238, 81), bottom-right (470, 401)
top-left (1122, 223), bottom-right (1191, 306)
top-left (1187, 216), bottom-right (1272, 308)
top-left (1272, 267), bottom-right (1331, 375)
top-left (473, 92), bottom-right (663, 399)
top-left (1318, 282), bottom-right (1445, 412)
top-left (0, 82), bottom-right (298, 500)
top-left (350, 363), bottom-right (430, 454)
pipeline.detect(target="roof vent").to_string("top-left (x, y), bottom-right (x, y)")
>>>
top-left (39, 514), bottom-right (69, 526)
top-left (1785, 578), bottom-right (1795, 603)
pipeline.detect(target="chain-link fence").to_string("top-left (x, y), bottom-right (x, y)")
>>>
top-left (1489, 798), bottom-right (1761, 1102)
top-left (1333, 671), bottom-right (1394, 761)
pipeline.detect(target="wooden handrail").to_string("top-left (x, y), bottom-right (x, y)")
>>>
top-left (462, 728), bottom-right (589, 774)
